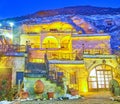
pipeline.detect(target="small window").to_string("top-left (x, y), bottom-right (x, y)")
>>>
top-left (70, 72), bottom-right (76, 84)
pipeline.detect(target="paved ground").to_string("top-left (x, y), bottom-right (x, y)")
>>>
top-left (17, 98), bottom-right (120, 104)
top-left (13, 91), bottom-right (120, 104)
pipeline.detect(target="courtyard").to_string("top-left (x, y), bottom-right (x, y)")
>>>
top-left (11, 91), bottom-right (120, 104)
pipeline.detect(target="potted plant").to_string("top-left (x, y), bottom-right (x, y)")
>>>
top-left (55, 87), bottom-right (64, 99)
top-left (47, 86), bottom-right (55, 100)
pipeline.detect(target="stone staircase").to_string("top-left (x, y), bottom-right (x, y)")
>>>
top-left (26, 62), bottom-right (47, 75)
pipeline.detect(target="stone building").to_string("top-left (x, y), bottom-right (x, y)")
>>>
top-left (18, 21), bottom-right (120, 94)
top-left (0, 21), bottom-right (120, 96)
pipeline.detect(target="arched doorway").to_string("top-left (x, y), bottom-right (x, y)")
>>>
top-left (61, 36), bottom-right (71, 49)
top-left (42, 36), bottom-right (59, 48)
top-left (88, 64), bottom-right (113, 91)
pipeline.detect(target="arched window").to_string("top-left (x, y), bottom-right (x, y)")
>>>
top-left (88, 65), bottom-right (113, 91)
top-left (61, 36), bottom-right (71, 49)
top-left (42, 36), bottom-right (59, 48)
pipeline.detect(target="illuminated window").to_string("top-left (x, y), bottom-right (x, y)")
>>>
top-left (88, 65), bottom-right (112, 91)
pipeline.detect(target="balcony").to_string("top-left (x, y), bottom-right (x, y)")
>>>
top-left (83, 48), bottom-right (111, 55)
top-left (28, 46), bottom-right (112, 63)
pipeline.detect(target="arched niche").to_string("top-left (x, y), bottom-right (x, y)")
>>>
top-left (42, 36), bottom-right (59, 48)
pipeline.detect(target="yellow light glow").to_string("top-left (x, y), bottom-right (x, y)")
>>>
top-left (81, 82), bottom-right (88, 92)
top-left (83, 88), bottom-right (88, 93)
top-left (0, 57), bottom-right (12, 73)
top-left (30, 59), bottom-right (44, 63)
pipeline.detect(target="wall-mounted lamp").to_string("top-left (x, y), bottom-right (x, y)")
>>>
top-left (102, 60), bottom-right (106, 64)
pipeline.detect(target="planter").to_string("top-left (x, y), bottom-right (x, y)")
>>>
top-left (47, 92), bottom-right (54, 99)
top-left (34, 80), bottom-right (44, 94)
top-left (20, 90), bottom-right (29, 99)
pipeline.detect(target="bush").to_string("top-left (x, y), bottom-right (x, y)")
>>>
top-left (0, 79), bottom-right (18, 101)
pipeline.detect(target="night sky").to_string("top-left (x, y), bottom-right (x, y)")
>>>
top-left (0, 0), bottom-right (120, 19)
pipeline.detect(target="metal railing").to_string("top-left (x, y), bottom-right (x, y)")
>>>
top-left (83, 48), bottom-right (111, 55)
top-left (42, 43), bottom-right (69, 49)
top-left (46, 52), bottom-right (83, 60)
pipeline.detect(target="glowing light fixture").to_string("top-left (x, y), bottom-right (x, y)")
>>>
top-left (5, 33), bottom-right (13, 39)
top-left (9, 22), bottom-right (14, 40)
top-left (0, 23), bottom-right (2, 27)
top-left (9, 22), bottom-right (14, 27)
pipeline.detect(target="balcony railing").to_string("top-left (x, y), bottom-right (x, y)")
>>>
top-left (42, 43), bottom-right (69, 49)
top-left (28, 47), bottom-right (112, 62)
top-left (45, 49), bottom-right (111, 61)
top-left (45, 52), bottom-right (83, 60)
top-left (83, 48), bottom-right (111, 55)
